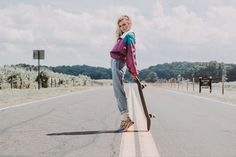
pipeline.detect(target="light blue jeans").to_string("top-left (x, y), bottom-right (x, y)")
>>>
top-left (111, 59), bottom-right (128, 114)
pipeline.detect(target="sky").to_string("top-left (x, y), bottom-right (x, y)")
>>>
top-left (0, 0), bottom-right (236, 69)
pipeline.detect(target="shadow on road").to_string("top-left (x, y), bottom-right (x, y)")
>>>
top-left (47, 130), bottom-right (148, 136)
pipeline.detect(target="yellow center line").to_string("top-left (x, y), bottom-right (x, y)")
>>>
top-left (119, 86), bottom-right (160, 157)
top-left (132, 87), bottom-right (160, 157)
top-left (119, 86), bottom-right (136, 157)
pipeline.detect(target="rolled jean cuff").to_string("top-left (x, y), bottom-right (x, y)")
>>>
top-left (121, 110), bottom-right (128, 115)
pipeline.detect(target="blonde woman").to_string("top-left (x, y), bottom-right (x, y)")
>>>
top-left (110, 15), bottom-right (138, 131)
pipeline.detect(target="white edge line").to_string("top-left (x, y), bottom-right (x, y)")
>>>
top-left (166, 89), bottom-right (236, 107)
top-left (0, 87), bottom-right (98, 111)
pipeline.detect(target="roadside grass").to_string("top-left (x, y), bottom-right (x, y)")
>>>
top-left (152, 81), bottom-right (236, 105)
top-left (0, 79), bottom-right (112, 109)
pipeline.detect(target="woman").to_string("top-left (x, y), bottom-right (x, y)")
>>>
top-left (110, 15), bottom-right (138, 131)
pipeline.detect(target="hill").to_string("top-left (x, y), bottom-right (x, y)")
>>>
top-left (9, 61), bottom-right (236, 83)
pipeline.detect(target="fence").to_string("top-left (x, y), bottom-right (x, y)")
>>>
top-left (153, 77), bottom-right (236, 96)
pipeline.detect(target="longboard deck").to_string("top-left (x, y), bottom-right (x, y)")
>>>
top-left (136, 78), bottom-right (151, 131)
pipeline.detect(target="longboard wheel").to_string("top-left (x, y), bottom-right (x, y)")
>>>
top-left (141, 84), bottom-right (147, 89)
top-left (149, 114), bottom-right (156, 118)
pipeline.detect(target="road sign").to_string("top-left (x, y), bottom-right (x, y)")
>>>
top-left (33, 50), bottom-right (45, 59)
top-left (33, 50), bottom-right (45, 90)
top-left (199, 76), bottom-right (212, 93)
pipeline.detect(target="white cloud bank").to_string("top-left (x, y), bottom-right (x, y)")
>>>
top-left (0, 0), bottom-right (236, 69)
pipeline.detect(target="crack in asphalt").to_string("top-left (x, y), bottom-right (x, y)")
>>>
top-left (0, 108), bottom-right (55, 135)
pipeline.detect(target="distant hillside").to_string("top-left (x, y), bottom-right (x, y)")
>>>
top-left (50, 65), bottom-right (112, 80)
top-left (139, 61), bottom-right (236, 82)
top-left (13, 61), bottom-right (236, 82)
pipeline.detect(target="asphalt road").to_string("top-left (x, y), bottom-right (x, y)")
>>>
top-left (0, 85), bottom-right (236, 157)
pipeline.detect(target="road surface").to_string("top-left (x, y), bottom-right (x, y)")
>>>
top-left (0, 84), bottom-right (236, 157)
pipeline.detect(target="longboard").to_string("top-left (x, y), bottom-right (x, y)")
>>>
top-left (136, 78), bottom-right (155, 131)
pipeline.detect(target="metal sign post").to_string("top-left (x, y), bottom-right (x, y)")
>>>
top-left (33, 50), bottom-right (45, 90)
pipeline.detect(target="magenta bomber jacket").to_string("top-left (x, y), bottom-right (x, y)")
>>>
top-left (110, 31), bottom-right (138, 76)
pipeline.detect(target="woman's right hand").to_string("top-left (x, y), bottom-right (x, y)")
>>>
top-left (132, 75), bottom-right (138, 81)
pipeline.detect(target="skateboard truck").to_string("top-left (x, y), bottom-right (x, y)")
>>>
top-left (141, 83), bottom-right (147, 89)
top-left (149, 114), bottom-right (156, 118)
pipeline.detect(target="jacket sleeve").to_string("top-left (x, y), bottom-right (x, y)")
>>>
top-left (125, 33), bottom-right (138, 76)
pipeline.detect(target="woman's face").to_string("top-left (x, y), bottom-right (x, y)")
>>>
top-left (119, 19), bottom-right (130, 33)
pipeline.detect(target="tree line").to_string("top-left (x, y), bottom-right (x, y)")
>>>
top-left (140, 61), bottom-right (236, 83)
top-left (13, 61), bottom-right (236, 83)
top-left (50, 65), bottom-right (112, 79)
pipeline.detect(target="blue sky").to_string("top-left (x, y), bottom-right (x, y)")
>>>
top-left (0, 0), bottom-right (236, 69)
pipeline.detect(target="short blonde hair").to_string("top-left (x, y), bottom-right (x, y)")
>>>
top-left (116, 15), bottom-right (132, 40)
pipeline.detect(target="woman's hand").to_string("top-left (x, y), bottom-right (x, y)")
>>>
top-left (132, 75), bottom-right (138, 81)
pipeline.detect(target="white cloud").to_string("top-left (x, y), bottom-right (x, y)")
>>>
top-left (0, 1), bottom-right (236, 69)
top-left (135, 1), bottom-right (236, 66)
top-left (0, 4), bottom-right (116, 67)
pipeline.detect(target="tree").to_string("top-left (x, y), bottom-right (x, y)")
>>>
top-left (35, 71), bottom-right (49, 88)
top-left (145, 72), bottom-right (158, 83)
top-left (227, 64), bottom-right (236, 82)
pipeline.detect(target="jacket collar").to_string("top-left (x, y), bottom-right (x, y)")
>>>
top-left (120, 29), bottom-right (134, 39)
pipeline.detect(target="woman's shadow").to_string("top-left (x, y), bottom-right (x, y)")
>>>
top-left (47, 129), bottom-right (147, 136)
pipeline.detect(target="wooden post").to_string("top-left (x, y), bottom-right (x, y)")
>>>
top-left (11, 76), bottom-right (13, 89)
top-left (192, 77), bottom-right (195, 91)
top-left (199, 77), bottom-right (202, 93)
top-left (28, 75), bottom-right (30, 89)
top-left (209, 76), bottom-right (212, 93)
top-left (187, 81), bottom-right (188, 91)
top-left (222, 75), bottom-right (224, 95)
top-left (20, 77), bottom-right (22, 89)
